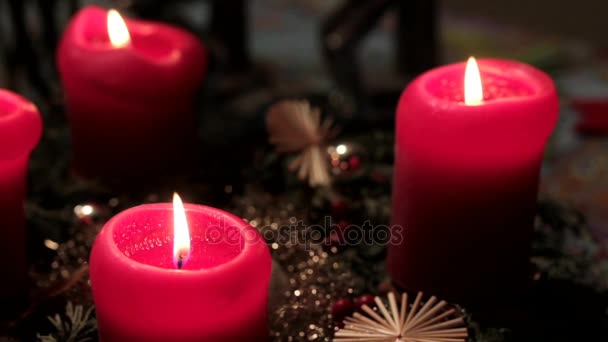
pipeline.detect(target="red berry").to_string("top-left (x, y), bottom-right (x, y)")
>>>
top-left (377, 281), bottom-right (395, 296)
top-left (327, 220), bottom-right (351, 247)
top-left (348, 155), bottom-right (361, 171)
top-left (331, 199), bottom-right (348, 218)
top-left (327, 231), bottom-right (344, 246)
top-left (354, 294), bottom-right (376, 311)
top-left (370, 171), bottom-right (388, 183)
top-left (336, 220), bottom-right (350, 231)
top-left (332, 298), bottom-right (354, 322)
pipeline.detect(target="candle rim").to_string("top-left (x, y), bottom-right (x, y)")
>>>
top-left (417, 58), bottom-right (556, 107)
top-left (0, 89), bottom-right (43, 161)
top-left (68, 6), bottom-right (188, 65)
top-left (0, 91), bottom-right (19, 118)
top-left (100, 203), bottom-right (265, 275)
top-left (57, 5), bottom-right (208, 100)
top-left (0, 89), bottom-right (38, 121)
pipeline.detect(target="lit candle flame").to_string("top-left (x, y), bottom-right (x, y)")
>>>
top-left (173, 193), bottom-right (191, 269)
top-left (464, 56), bottom-right (483, 106)
top-left (107, 9), bottom-right (131, 48)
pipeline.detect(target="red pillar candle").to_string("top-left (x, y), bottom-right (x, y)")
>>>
top-left (57, 7), bottom-right (206, 184)
top-left (90, 194), bottom-right (272, 341)
top-left (0, 90), bottom-right (42, 307)
top-left (388, 58), bottom-right (558, 311)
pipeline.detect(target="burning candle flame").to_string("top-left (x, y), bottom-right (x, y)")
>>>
top-left (173, 193), bottom-right (191, 269)
top-left (464, 56), bottom-right (483, 106)
top-left (107, 9), bottom-right (131, 48)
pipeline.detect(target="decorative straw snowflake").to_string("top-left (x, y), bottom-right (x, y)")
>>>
top-left (334, 292), bottom-right (468, 342)
top-left (266, 100), bottom-right (335, 187)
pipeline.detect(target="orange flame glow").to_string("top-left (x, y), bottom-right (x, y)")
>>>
top-left (107, 9), bottom-right (131, 48)
top-left (173, 193), bottom-right (191, 269)
top-left (464, 56), bottom-right (483, 106)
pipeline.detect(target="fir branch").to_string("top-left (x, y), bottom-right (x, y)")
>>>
top-left (37, 302), bottom-right (97, 342)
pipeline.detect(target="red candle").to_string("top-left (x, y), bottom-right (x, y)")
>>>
top-left (57, 7), bottom-right (206, 185)
top-left (90, 194), bottom-right (272, 341)
top-left (388, 58), bottom-right (558, 312)
top-left (0, 90), bottom-right (42, 308)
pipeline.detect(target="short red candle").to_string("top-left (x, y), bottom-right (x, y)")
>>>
top-left (90, 201), bottom-right (272, 341)
top-left (57, 6), bottom-right (206, 184)
top-left (388, 59), bottom-right (558, 311)
top-left (0, 90), bottom-right (42, 305)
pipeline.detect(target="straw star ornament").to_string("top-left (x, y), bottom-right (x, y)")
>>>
top-left (266, 100), bottom-right (336, 187)
top-left (334, 292), bottom-right (468, 342)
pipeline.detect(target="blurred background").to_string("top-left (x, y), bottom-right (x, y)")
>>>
top-left (446, 0), bottom-right (608, 46)
top-left (1, 0), bottom-right (606, 104)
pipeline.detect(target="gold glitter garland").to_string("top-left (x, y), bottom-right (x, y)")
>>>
top-left (231, 188), bottom-right (365, 341)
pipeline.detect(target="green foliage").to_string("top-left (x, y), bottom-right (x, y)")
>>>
top-left (37, 302), bottom-right (97, 342)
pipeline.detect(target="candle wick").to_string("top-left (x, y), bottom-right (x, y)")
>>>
top-left (177, 255), bottom-right (183, 269)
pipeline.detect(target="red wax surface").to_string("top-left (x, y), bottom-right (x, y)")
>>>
top-left (57, 6), bottom-right (206, 184)
top-left (90, 204), bottom-right (272, 342)
top-left (0, 90), bottom-right (42, 302)
top-left (388, 59), bottom-right (558, 312)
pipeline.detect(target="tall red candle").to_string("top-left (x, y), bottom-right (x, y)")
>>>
top-left (0, 90), bottom-right (42, 310)
top-left (388, 58), bottom-right (558, 312)
top-left (90, 195), bottom-right (272, 341)
top-left (57, 6), bottom-right (206, 184)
